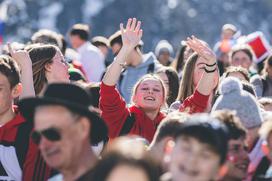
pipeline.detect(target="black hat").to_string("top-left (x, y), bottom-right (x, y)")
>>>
top-left (18, 83), bottom-right (108, 145)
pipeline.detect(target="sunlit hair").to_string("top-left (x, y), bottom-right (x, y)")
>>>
top-left (31, 29), bottom-right (63, 50)
top-left (177, 53), bottom-right (198, 102)
top-left (93, 136), bottom-right (161, 181)
top-left (130, 74), bottom-right (167, 106)
top-left (211, 110), bottom-right (246, 140)
top-left (69, 24), bottom-right (90, 41)
top-left (150, 112), bottom-right (190, 147)
top-left (26, 44), bottom-right (58, 95)
top-left (223, 66), bottom-right (250, 82)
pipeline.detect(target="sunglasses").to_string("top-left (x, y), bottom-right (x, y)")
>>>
top-left (31, 127), bottom-right (61, 145)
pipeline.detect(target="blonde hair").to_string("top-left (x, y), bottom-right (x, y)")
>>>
top-left (130, 74), bottom-right (167, 106)
top-left (223, 66), bottom-right (250, 82)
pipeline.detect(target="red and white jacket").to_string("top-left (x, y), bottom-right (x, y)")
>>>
top-left (0, 109), bottom-right (51, 181)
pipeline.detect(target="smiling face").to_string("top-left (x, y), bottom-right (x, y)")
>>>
top-left (34, 105), bottom-right (86, 170)
top-left (225, 137), bottom-right (249, 180)
top-left (230, 51), bottom-right (252, 70)
top-left (169, 136), bottom-right (221, 181)
top-left (132, 78), bottom-right (165, 111)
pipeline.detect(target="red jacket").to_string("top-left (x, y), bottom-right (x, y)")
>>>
top-left (99, 82), bottom-right (166, 143)
top-left (0, 110), bottom-right (51, 181)
top-left (179, 90), bottom-right (210, 114)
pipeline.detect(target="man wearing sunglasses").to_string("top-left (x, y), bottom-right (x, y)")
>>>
top-left (19, 83), bottom-right (108, 181)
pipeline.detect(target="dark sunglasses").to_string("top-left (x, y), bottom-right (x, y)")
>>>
top-left (31, 127), bottom-right (61, 145)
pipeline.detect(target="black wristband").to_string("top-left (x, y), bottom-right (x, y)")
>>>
top-left (204, 67), bottom-right (217, 73)
top-left (198, 62), bottom-right (217, 67)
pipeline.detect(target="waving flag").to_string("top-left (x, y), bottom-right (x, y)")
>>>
top-left (246, 32), bottom-right (271, 63)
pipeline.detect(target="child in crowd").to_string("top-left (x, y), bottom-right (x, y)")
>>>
top-left (161, 114), bottom-right (229, 181)
top-left (0, 55), bottom-right (50, 180)
top-left (212, 110), bottom-right (249, 181)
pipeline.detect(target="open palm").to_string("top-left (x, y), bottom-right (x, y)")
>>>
top-left (186, 36), bottom-right (216, 63)
top-left (120, 18), bottom-right (143, 50)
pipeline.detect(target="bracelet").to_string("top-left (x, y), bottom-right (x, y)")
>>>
top-left (204, 67), bottom-right (217, 73)
top-left (198, 62), bottom-right (217, 67)
top-left (118, 62), bottom-right (127, 69)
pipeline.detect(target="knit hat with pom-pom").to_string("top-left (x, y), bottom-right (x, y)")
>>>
top-left (212, 77), bottom-right (263, 129)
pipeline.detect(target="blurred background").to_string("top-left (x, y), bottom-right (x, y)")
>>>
top-left (0, 0), bottom-right (271, 52)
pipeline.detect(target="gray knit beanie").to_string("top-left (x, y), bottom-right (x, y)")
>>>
top-left (212, 77), bottom-right (263, 129)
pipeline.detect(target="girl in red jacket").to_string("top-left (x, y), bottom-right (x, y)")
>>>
top-left (100, 18), bottom-right (166, 142)
top-left (100, 18), bottom-right (219, 142)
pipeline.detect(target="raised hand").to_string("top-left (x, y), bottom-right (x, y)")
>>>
top-left (186, 36), bottom-right (216, 63)
top-left (120, 18), bottom-right (143, 50)
top-left (7, 43), bottom-right (35, 98)
top-left (7, 43), bottom-right (32, 70)
top-left (102, 18), bottom-right (143, 86)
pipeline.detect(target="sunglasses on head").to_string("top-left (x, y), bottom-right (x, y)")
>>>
top-left (31, 127), bottom-right (61, 145)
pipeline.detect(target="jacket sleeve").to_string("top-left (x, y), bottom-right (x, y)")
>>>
top-left (179, 90), bottom-right (209, 114)
top-left (99, 82), bottom-right (130, 138)
top-left (22, 132), bottom-right (51, 181)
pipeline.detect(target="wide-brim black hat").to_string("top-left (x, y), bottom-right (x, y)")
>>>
top-left (18, 83), bottom-right (108, 145)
